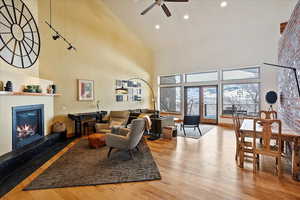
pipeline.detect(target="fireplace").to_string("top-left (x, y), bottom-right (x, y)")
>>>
top-left (12, 104), bottom-right (44, 150)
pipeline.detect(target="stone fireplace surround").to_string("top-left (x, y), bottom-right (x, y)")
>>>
top-left (278, 1), bottom-right (300, 131)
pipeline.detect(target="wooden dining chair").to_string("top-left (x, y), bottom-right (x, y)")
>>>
top-left (232, 111), bottom-right (257, 168)
top-left (253, 119), bottom-right (282, 176)
top-left (259, 110), bottom-right (277, 120)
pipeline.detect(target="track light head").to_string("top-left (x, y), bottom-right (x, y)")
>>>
top-left (52, 34), bottom-right (60, 40)
top-left (67, 45), bottom-right (73, 50)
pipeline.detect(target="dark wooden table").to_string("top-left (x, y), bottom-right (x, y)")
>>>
top-left (240, 119), bottom-right (300, 181)
top-left (68, 111), bottom-right (107, 137)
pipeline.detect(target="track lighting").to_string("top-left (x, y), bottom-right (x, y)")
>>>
top-left (52, 34), bottom-right (60, 40)
top-left (45, 21), bottom-right (76, 51)
top-left (46, 0), bottom-right (76, 51)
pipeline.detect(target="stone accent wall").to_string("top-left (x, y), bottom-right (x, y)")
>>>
top-left (278, 0), bottom-right (300, 130)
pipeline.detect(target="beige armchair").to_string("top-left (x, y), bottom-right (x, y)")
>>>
top-left (95, 111), bottom-right (130, 133)
top-left (106, 118), bottom-right (146, 159)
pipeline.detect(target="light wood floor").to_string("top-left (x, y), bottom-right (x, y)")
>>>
top-left (2, 126), bottom-right (300, 200)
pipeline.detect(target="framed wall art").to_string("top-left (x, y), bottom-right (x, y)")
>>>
top-left (78, 79), bottom-right (94, 101)
top-left (115, 80), bottom-right (142, 103)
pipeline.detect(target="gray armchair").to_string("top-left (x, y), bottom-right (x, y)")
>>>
top-left (106, 118), bottom-right (145, 159)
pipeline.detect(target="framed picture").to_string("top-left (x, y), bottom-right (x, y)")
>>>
top-left (78, 79), bottom-right (94, 101)
top-left (116, 95), bottom-right (123, 102)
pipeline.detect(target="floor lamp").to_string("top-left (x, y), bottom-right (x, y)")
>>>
top-left (115, 78), bottom-right (159, 140)
top-left (264, 63), bottom-right (300, 97)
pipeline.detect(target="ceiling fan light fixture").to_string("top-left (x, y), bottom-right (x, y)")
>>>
top-left (141, 0), bottom-right (189, 18)
top-left (155, 24), bottom-right (160, 30)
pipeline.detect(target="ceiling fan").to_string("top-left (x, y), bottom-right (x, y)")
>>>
top-left (141, 0), bottom-right (189, 17)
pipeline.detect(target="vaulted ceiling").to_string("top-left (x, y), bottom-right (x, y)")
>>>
top-left (103, 0), bottom-right (297, 52)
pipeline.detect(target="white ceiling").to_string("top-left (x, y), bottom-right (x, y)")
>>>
top-left (102, 0), bottom-right (297, 52)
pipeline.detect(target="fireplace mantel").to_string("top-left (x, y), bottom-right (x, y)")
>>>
top-left (0, 91), bottom-right (61, 97)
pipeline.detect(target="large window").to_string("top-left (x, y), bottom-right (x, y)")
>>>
top-left (158, 66), bottom-right (261, 116)
top-left (160, 75), bottom-right (181, 85)
top-left (222, 67), bottom-right (260, 81)
top-left (160, 87), bottom-right (181, 113)
top-left (222, 83), bottom-right (260, 116)
top-left (185, 71), bottom-right (218, 83)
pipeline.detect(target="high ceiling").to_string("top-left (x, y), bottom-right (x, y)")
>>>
top-left (103, 0), bottom-right (297, 52)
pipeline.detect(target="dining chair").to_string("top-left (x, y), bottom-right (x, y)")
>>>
top-left (253, 119), bottom-right (283, 176)
top-left (232, 111), bottom-right (258, 168)
top-left (258, 110), bottom-right (285, 152)
top-left (259, 110), bottom-right (277, 120)
top-left (182, 115), bottom-right (201, 136)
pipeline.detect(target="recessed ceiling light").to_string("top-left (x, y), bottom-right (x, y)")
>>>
top-left (155, 24), bottom-right (160, 30)
top-left (183, 14), bottom-right (189, 20)
top-left (220, 1), bottom-right (228, 8)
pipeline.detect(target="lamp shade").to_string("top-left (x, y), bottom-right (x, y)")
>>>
top-left (115, 86), bottom-right (128, 94)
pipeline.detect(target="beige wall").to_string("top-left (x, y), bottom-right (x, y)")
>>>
top-left (38, 0), bottom-right (154, 133)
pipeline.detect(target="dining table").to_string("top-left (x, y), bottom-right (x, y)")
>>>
top-left (240, 118), bottom-right (300, 181)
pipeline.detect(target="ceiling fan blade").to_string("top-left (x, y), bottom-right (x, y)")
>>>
top-left (141, 2), bottom-right (157, 15)
top-left (164, 0), bottom-right (189, 2)
top-left (161, 3), bottom-right (171, 17)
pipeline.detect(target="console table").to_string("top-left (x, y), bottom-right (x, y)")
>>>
top-left (68, 111), bottom-right (107, 137)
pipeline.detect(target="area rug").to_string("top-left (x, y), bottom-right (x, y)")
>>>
top-left (177, 125), bottom-right (215, 139)
top-left (24, 138), bottom-right (161, 190)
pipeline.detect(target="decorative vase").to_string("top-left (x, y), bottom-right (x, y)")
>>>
top-left (5, 81), bottom-right (12, 92)
top-left (51, 85), bottom-right (56, 94)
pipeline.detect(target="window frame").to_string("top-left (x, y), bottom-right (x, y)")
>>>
top-left (157, 65), bottom-right (261, 117)
top-left (159, 74), bottom-right (182, 86)
top-left (221, 66), bottom-right (260, 82)
top-left (185, 70), bottom-right (219, 83)
top-left (221, 82), bottom-right (261, 116)
top-left (159, 86), bottom-right (182, 113)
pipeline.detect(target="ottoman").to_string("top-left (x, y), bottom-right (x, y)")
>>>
top-left (88, 134), bottom-right (106, 148)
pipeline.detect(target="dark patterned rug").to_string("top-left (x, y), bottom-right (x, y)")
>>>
top-left (24, 138), bottom-right (161, 190)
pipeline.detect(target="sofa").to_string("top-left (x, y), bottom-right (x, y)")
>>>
top-left (95, 110), bottom-right (130, 133)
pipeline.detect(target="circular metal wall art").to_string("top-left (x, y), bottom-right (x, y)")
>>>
top-left (0, 0), bottom-right (40, 69)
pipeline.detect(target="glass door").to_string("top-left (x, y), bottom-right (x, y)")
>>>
top-left (184, 86), bottom-right (218, 124)
top-left (184, 87), bottom-right (200, 116)
top-left (200, 86), bottom-right (218, 124)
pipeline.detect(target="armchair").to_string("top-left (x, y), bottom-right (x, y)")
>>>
top-left (106, 118), bottom-right (146, 159)
top-left (95, 111), bottom-right (130, 133)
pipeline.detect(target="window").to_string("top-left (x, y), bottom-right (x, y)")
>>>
top-left (160, 75), bottom-right (181, 85)
top-left (160, 87), bottom-right (181, 113)
top-left (222, 83), bottom-right (260, 116)
top-left (185, 71), bottom-right (218, 83)
top-left (222, 67), bottom-right (260, 81)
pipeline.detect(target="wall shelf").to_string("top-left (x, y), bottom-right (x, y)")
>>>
top-left (0, 91), bottom-right (61, 97)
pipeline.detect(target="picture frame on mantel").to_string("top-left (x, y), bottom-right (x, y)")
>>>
top-left (78, 79), bottom-right (94, 101)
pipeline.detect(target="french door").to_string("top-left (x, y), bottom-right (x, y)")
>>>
top-left (184, 85), bottom-right (218, 124)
